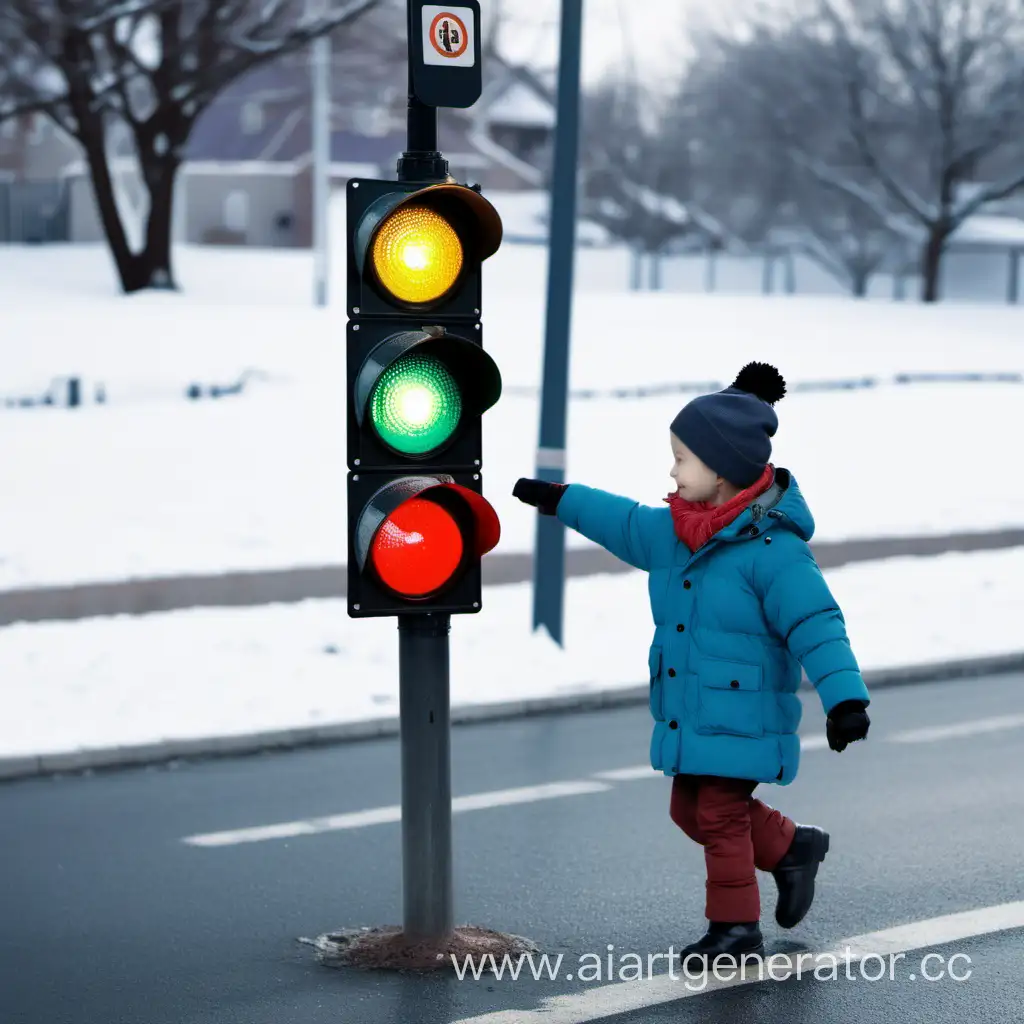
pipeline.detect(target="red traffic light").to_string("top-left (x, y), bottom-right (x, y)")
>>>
top-left (371, 497), bottom-right (465, 597)
top-left (352, 476), bottom-right (500, 606)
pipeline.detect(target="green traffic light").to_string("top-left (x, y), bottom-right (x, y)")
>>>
top-left (369, 352), bottom-right (463, 455)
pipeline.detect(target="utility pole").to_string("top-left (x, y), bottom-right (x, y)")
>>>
top-left (311, 2), bottom-right (331, 307)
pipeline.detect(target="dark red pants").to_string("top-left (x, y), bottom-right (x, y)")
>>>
top-left (670, 774), bottom-right (797, 923)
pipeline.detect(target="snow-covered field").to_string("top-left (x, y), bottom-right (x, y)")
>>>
top-left (2, 547), bottom-right (1023, 760)
top-left (3, 209), bottom-right (1024, 763)
top-left (2, 218), bottom-right (1024, 590)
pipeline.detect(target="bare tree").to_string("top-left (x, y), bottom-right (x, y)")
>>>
top-left (580, 76), bottom-right (723, 258)
top-left (789, 181), bottom-right (901, 296)
top-left (689, 0), bottom-right (1024, 301)
top-left (0, 0), bottom-right (380, 294)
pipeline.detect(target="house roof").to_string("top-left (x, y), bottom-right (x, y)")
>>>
top-left (486, 79), bottom-right (555, 129)
top-left (951, 214), bottom-right (1024, 249)
top-left (186, 49), bottom-right (553, 184)
top-left (187, 85), bottom-right (407, 167)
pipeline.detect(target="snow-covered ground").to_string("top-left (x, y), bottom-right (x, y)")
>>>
top-left (3, 214), bottom-right (1024, 763)
top-left (2, 230), bottom-right (1024, 590)
top-left (2, 547), bottom-right (1023, 760)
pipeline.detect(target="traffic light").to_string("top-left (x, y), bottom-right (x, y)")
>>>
top-left (346, 178), bottom-right (503, 618)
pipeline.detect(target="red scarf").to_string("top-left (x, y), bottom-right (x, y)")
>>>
top-left (664, 464), bottom-right (775, 553)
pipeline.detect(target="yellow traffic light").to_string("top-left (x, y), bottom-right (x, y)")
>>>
top-left (371, 204), bottom-right (464, 305)
top-left (351, 182), bottom-right (501, 315)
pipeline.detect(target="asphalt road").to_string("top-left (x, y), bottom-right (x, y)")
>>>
top-left (2, 671), bottom-right (1024, 1024)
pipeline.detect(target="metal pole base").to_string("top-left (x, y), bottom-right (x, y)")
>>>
top-left (398, 613), bottom-right (453, 942)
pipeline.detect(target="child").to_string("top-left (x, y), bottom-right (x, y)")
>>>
top-left (513, 362), bottom-right (870, 968)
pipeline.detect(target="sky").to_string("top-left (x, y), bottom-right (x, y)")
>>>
top-left (481, 0), bottom-right (703, 91)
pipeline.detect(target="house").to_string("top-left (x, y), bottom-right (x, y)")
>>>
top-left (0, 114), bottom-right (81, 243)
top-left (1, 41), bottom-right (557, 248)
top-left (165, 50), bottom-right (556, 247)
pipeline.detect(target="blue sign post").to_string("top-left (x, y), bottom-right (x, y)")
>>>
top-left (532, 0), bottom-right (584, 646)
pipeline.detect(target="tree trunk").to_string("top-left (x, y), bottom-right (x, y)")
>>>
top-left (850, 267), bottom-right (869, 297)
top-left (78, 125), bottom-right (143, 293)
top-left (920, 227), bottom-right (948, 303)
top-left (78, 129), bottom-right (181, 294)
top-left (138, 154), bottom-right (180, 292)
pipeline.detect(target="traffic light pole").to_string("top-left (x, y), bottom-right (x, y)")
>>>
top-left (395, 0), bottom-right (455, 945)
top-left (532, 0), bottom-right (583, 647)
top-left (397, 6), bottom-right (448, 185)
top-left (398, 613), bottom-right (453, 941)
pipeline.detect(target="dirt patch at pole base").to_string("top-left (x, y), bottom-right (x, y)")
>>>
top-left (301, 924), bottom-right (540, 973)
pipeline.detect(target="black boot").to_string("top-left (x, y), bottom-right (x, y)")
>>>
top-left (772, 825), bottom-right (830, 928)
top-left (678, 921), bottom-right (764, 970)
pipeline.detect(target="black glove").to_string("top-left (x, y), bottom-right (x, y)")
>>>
top-left (826, 699), bottom-right (870, 752)
top-left (513, 478), bottom-right (567, 516)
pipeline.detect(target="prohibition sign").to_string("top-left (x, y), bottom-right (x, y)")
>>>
top-left (429, 11), bottom-right (469, 59)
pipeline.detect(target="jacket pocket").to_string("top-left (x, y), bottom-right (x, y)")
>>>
top-left (648, 644), bottom-right (665, 721)
top-left (695, 657), bottom-right (764, 738)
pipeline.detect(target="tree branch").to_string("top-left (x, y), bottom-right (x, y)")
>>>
top-left (951, 169), bottom-right (1024, 227)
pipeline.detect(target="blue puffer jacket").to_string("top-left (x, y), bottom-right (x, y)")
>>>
top-left (555, 468), bottom-right (869, 785)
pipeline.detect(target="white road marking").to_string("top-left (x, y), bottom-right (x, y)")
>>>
top-left (888, 713), bottom-right (1024, 744)
top-left (180, 712), bottom-right (1023, 847)
top-left (450, 780), bottom-right (612, 813)
top-left (184, 806), bottom-right (402, 846)
top-left (800, 734), bottom-right (830, 750)
top-left (449, 900), bottom-right (1024, 1024)
top-left (182, 779), bottom-right (611, 847)
top-left (592, 766), bottom-right (655, 781)
top-left (594, 736), bottom-right (828, 779)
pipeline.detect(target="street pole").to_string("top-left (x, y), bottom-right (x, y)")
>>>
top-left (398, 614), bottom-right (453, 940)
top-left (311, 21), bottom-right (330, 307)
top-left (532, 0), bottom-right (583, 646)
top-left (395, 0), bottom-right (452, 944)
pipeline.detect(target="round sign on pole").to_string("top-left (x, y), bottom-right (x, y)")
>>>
top-left (420, 4), bottom-right (476, 70)
top-left (429, 12), bottom-right (469, 59)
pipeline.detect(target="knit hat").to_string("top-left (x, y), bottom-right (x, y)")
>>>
top-left (670, 363), bottom-right (786, 489)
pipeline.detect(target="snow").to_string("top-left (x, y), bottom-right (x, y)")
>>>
top-left (480, 189), bottom-right (609, 243)
top-left (2, 214), bottom-right (1024, 763)
top-left (2, 547), bottom-right (1023, 760)
top-left (952, 215), bottom-right (1024, 248)
top-left (1, 231), bottom-right (1024, 590)
top-left (485, 80), bottom-right (556, 130)
top-left (625, 183), bottom-right (693, 228)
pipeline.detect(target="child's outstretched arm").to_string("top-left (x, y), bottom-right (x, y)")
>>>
top-left (513, 478), bottom-right (664, 573)
top-left (756, 538), bottom-right (871, 743)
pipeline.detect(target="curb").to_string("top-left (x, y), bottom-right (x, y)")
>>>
top-left (3, 651), bottom-right (1024, 783)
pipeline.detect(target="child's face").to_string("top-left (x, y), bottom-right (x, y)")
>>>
top-left (670, 433), bottom-right (723, 502)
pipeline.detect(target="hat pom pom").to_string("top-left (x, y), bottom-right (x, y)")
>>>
top-left (732, 362), bottom-right (786, 405)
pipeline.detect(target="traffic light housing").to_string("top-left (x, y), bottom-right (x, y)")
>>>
top-left (348, 179), bottom-right (501, 318)
top-left (347, 177), bottom-right (503, 618)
